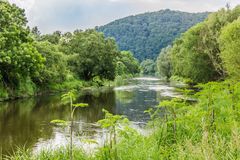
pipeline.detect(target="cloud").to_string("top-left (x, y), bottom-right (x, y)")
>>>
top-left (8, 0), bottom-right (240, 34)
top-left (9, 0), bottom-right (35, 13)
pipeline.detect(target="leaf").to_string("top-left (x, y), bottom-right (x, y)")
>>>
top-left (61, 90), bottom-right (77, 103)
top-left (50, 119), bottom-right (67, 126)
top-left (73, 103), bottom-right (89, 108)
top-left (144, 108), bottom-right (153, 114)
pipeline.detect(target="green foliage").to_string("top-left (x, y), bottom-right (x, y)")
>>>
top-left (0, 1), bottom-right (45, 82)
top-left (15, 77), bottom-right (37, 97)
top-left (97, 109), bottom-right (129, 159)
top-left (0, 1), bottom-right (141, 100)
top-left (98, 109), bottom-right (128, 129)
top-left (0, 83), bottom-right (8, 100)
top-left (5, 1), bottom-right (240, 160)
top-left (0, 1), bottom-right (44, 99)
top-left (169, 75), bottom-right (193, 85)
top-left (34, 41), bottom-right (69, 85)
top-left (54, 90), bottom-right (88, 160)
top-left (98, 9), bottom-right (208, 60)
top-left (140, 59), bottom-right (156, 75)
top-left (170, 24), bottom-right (218, 83)
top-left (7, 147), bottom-right (88, 160)
top-left (156, 46), bottom-right (172, 80)
top-left (115, 51), bottom-right (140, 76)
top-left (99, 81), bottom-right (240, 159)
top-left (48, 78), bottom-right (83, 92)
top-left (8, 80), bottom-right (240, 159)
top-left (219, 19), bottom-right (240, 79)
top-left (5, 146), bottom-right (32, 160)
top-left (40, 31), bottom-right (62, 44)
top-left (167, 5), bottom-right (240, 83)
top-left (114, 75), bottom-right (131, 86)
top-left (63, 29), bottom-right (119, 81)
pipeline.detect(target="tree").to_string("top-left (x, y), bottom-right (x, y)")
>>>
top-left (170, 23), bottom-right (218, 83)
top-left (34, 41), bottom-right (68, 85)
top-left (64, 29), bottom-right (119, 81)
top-left (219, 19), bottom-right (240, 79)
top-left (98, 10), bottom-right (208, 60)
top-left (169, 5), bottom-right (240, 83)
top-left (140, 59), bottom-right (156, 75)
top-left (0, 1), bottom-right (45, 87)
top-left (156, 46), bottom-right (172, 80)
top-left (40, 31), bottom-right (62, 44)
top-left (31, 26), bottom-right (41, 40)
top-left (116, 51), bottom-right (140, 76)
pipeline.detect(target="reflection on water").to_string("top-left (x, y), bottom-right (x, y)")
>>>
top-left (0, 77), bottom-right (181, 156)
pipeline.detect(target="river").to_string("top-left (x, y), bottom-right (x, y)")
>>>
top-left (0, 77), bottom-right (182, 156)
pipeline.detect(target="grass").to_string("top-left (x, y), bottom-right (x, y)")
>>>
top-left (0, 77), bottom-right (36, 101)
top-left (4, 147), bottom-right (88, 160)
top-left (0, 84), bottom-right (9, 101)
top-left (48, 79), bottom-right (84, 92)
top-left (5, 80), bottom-right (240, 160)
top-left (5, 126), bottom-right (240, 160)
top-left (0, 76), bottom-right (117, 102)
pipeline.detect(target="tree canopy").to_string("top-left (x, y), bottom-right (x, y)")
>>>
top-left (157, 5), bottom-right (240, 83)
top-left (62, 30), bottom-right (119, 81)
top-left (115, 51), bottom-right (140, 76)
top-left (0, 1), bottom-right (141, 100)
top-left (219, 19), bottom-right (240, 79)
top-left (98, 9), bottom-right (208, 61)
top-left (140, 59), bottom-right (156, 75)
top-left (0, 1), bottom-right (45, 87)
top-left (156, 46), bottom-right (172, 79)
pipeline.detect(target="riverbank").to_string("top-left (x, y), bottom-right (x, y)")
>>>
top-left (5, 79), bottom-right (240, 160)
top-left (0, 75), bottom-right (132, 102)
top-left (0, 77), bottom-right (181, 158)
top-left (0, 79), bottom-right (89, 102)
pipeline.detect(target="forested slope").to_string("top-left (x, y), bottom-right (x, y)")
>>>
top-left (97, 9), bottom-right (209, 60)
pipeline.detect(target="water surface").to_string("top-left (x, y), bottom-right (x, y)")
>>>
top-left (0, 77), bottom-right (181, 156)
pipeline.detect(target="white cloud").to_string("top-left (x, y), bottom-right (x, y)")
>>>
top-left (9, 0), bottom-right (35, 13)
top-left (8, 0), bottom-right (240, 33)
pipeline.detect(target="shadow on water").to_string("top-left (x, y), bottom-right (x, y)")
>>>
top-left (0, 77), bottom-right (182, 156)
top-left (0, 89), bottom-right (116, 156)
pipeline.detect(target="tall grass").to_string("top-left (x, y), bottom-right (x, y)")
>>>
top-left (4, 147), bottom-right (89, 160)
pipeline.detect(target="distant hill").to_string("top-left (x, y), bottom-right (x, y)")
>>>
top-left (97, 9), bottom-right (209, 61)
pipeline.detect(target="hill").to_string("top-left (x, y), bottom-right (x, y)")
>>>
top-left (97, 9), bottom-right (209, 61)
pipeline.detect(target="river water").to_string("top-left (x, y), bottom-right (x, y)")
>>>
top-left (0, 77), bottom-right (182, 156)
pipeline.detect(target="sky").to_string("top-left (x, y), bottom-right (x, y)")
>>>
top-left (8, 0), bottom-right (240, 34)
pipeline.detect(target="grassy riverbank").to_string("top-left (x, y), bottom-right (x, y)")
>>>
top-left (5, 80), bottom-right (240, 160)
top-left (0, 78), bottom-right (92, 102)
top-left (0, 75), bottom-right (133, 102)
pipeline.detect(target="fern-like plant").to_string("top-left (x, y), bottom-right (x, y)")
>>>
top-left (51, 90), bottom-right (88, 160)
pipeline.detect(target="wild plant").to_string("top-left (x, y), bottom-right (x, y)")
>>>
top-left (97, 109), bottom-right (128, 160)
top-left (51, 90), bottom-right (88, 160)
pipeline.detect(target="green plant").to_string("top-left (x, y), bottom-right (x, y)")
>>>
top-left (158, 98), bottom-right (187, 143)
top-left (97, 109), bottom-right (128, 160)
top-left (51, 90), bottom-right (88, 160)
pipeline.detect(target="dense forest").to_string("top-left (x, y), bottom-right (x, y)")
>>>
top-left (97, 10), bottom-right (209, 61)
top-left (0, 1), bottom-right (140, 101)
